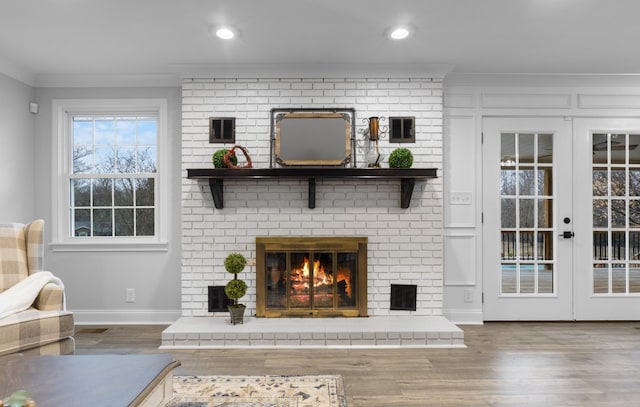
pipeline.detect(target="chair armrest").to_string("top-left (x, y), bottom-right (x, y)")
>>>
top-left (34, 282), bottom-right (64, 311)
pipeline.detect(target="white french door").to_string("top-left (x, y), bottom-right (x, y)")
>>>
top-left (573, 118), bottom-right (640, 320)
top-left (483, 117), bottom-right (640, 320)
top-left (483, 117), bottom-right (574, 320)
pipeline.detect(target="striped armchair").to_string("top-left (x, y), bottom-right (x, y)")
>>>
top-left (0, 219), bottom-right (75, 355)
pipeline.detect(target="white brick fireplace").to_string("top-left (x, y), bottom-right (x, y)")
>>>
top-left (162, 75), bottom-right (463, 348)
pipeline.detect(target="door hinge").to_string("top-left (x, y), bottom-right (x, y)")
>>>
top-left (481, 132), bottom-right (484, 144)
top-left (482, 292), bottom-right (484, 304)
top-left (481, 212), bottom-right (484, 223)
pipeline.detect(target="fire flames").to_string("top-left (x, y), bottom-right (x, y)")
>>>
top-left (292, 257), bottom-right (351, 297)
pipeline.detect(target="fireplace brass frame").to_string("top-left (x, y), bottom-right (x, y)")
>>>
top-left (256, 236), bottom-right (368, 318)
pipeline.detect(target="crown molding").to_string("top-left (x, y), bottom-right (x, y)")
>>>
top-left (170, 63), bottom-right (454, 80)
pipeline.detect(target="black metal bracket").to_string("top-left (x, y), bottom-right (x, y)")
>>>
top-left (209, 178), bottom-right (224, 209)
top-left (400, 178), bottom-right (416, 209)
top-left (308, 178), bottom-right (316, 209)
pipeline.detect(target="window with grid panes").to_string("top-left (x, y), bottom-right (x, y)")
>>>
top-left (52, 99), bottom-right (168, 251)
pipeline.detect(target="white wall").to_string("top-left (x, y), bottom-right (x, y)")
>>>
top-left (181, 77), bottom-right (445, 318)
top-left (0, 73), bottom-right (36, 222)
top-left (33, 86), bottom-right (182, 324)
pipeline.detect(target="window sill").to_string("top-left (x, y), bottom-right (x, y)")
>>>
top-left (49, 241), bottom-right (169, 252)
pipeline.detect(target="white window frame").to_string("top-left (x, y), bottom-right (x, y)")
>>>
top-left (51, 99), bottom-right (169, 252)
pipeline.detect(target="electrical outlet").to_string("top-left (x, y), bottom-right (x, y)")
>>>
top-left (126, 288), bottom-right (136, 303)
top-left (246, 258), bottom-right (257, 266)
top-left (463, 289), bottom-right (473, 303)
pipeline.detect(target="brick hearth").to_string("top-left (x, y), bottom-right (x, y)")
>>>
top-left (161, 316), bottom-right (464, 349)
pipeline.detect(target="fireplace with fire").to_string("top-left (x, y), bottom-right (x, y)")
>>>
top-left (256, 237), bottom-right (368, 317)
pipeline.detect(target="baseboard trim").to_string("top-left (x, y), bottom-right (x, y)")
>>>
top-left (72, 309), bottom-right (181, 325)
top-left (443, 309), bottom-right (484, 325)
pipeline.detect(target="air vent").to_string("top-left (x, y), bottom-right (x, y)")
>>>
top-left (390, 284), bottom-right (417, 311)
top-left (208, 286), bottom-right (232, 312)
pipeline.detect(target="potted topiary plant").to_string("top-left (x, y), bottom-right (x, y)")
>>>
top-left (212, 148), bottom-right (237, 168)
top-left (388, 147), bottom-right (414, 168)
top-left (224, 252), bottom-right (248, 325)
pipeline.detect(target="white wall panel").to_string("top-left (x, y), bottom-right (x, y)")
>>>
top-left (578, 94), bottom-right (640, 109)
top-left (481, 93), bottom-right (572, 109)
top-left (444, 115), bottom-right (476, 228)
top-left (444, 234), bottom-right (476, 286)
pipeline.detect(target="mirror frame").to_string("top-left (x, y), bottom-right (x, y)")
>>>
top-left (271, 108), bottom-right (355, 167)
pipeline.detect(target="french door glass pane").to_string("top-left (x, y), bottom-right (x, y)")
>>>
top-left (520, 264), bottom-right (535, 293)
top-left (630, 170), bottom-right (640, 196)
top-left (538, 199), bottom-right (553, 228)
top-left (538, 134), bottom-right (553, 164)
top-left (630, 134), bottom-right (640, 164)
top-left (593, 133), bottom-right (608, 164)
top-left (500, 132), bottom-right (555, 294)
top-left (538, 232), bottom-right (553, 260)
top-left (537, 168), bottom-right (552, 194)
top-left (593, 169), bottom-right (608, 196)
top-left (593, 231), bottom-right (608, 260)
top-left (501, 169), bottom-right (516, 195)
top-left (519, 199), bottom-right (535, 228)
top-left (593, 200), bottom-right (608, 228)
top-left (593, 264), bottom-right (608, 293)
top-left (501, 265), bottom-right (517, 294)
top-left (501, 199), bottom-right (516, 228)
top-left (538, 264), bottom-right (554, 293)
top-left (591, 132), bottom-right (640, 294)
top-left (612, 265), bottom-right (627, 294)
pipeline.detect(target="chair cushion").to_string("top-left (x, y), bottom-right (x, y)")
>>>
top-left (24, 219), bottom-right (44, 274)
top-left (0, 223), bottom-right (29, 292)
top-left (0, 308), bottom-right (75, 356)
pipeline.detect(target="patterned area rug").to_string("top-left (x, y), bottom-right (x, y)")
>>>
top-left (167, 375), bottom-right (347, 407)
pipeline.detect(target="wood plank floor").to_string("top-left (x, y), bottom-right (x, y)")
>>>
top-left (75, 322), bottom-right (640, 406)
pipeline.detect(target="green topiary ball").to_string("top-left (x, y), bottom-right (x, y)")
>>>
top-left (224, 253), bottom-right (246, 275)
top-left (212, 149), bottom-right (237, 168)
top-left (388, 148), bottom-right (414, 168)
top-left (225, 278), bottom-right (248, 301)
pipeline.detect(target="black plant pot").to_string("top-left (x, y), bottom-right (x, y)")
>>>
top-left (228, 304), bottom-right (246, 325)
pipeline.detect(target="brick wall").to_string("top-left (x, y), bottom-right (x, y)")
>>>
top-left (181, 77), bottom-right (443, 317)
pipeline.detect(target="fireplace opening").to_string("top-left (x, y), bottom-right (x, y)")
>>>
top-left (256, 237), bottom-right (367, 317)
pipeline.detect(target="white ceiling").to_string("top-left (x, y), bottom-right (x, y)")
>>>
top-left (2, 0), bottom-right (640, 86)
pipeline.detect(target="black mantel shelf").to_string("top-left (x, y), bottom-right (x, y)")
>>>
top-left (187, 167), bottom-right (438, 209)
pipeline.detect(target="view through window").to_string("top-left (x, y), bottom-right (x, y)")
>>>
top-left (70, 115), bottom-right (157, 237)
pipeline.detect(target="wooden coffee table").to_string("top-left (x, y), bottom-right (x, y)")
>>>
top-left (0, 353), bottom-right (180, 406)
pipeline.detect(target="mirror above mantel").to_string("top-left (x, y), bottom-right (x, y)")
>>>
top-left (271, 108), bottom-right (356, 167)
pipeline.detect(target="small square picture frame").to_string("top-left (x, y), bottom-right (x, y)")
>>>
top-left (209, 117), bottom-right (236, 143)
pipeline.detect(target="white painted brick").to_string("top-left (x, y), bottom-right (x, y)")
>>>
top-left (181, 76), bottom-right (443, 317)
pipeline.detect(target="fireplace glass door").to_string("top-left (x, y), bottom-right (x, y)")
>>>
top-left (266, 251), bottom-right (357, 310)
top-left (257, 237), bottom-right (367, 317)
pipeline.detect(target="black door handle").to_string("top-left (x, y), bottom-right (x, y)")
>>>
top-left (559, 231), bottom-right (574, 239)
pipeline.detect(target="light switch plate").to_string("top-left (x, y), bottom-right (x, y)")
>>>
top-left (450, 191), bottom-right (472, 205)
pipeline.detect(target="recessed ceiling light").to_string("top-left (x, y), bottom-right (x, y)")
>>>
top-left (215, 27), bottom-right (236, 40)
top-left (389, 27), bottom-right (410, 40)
